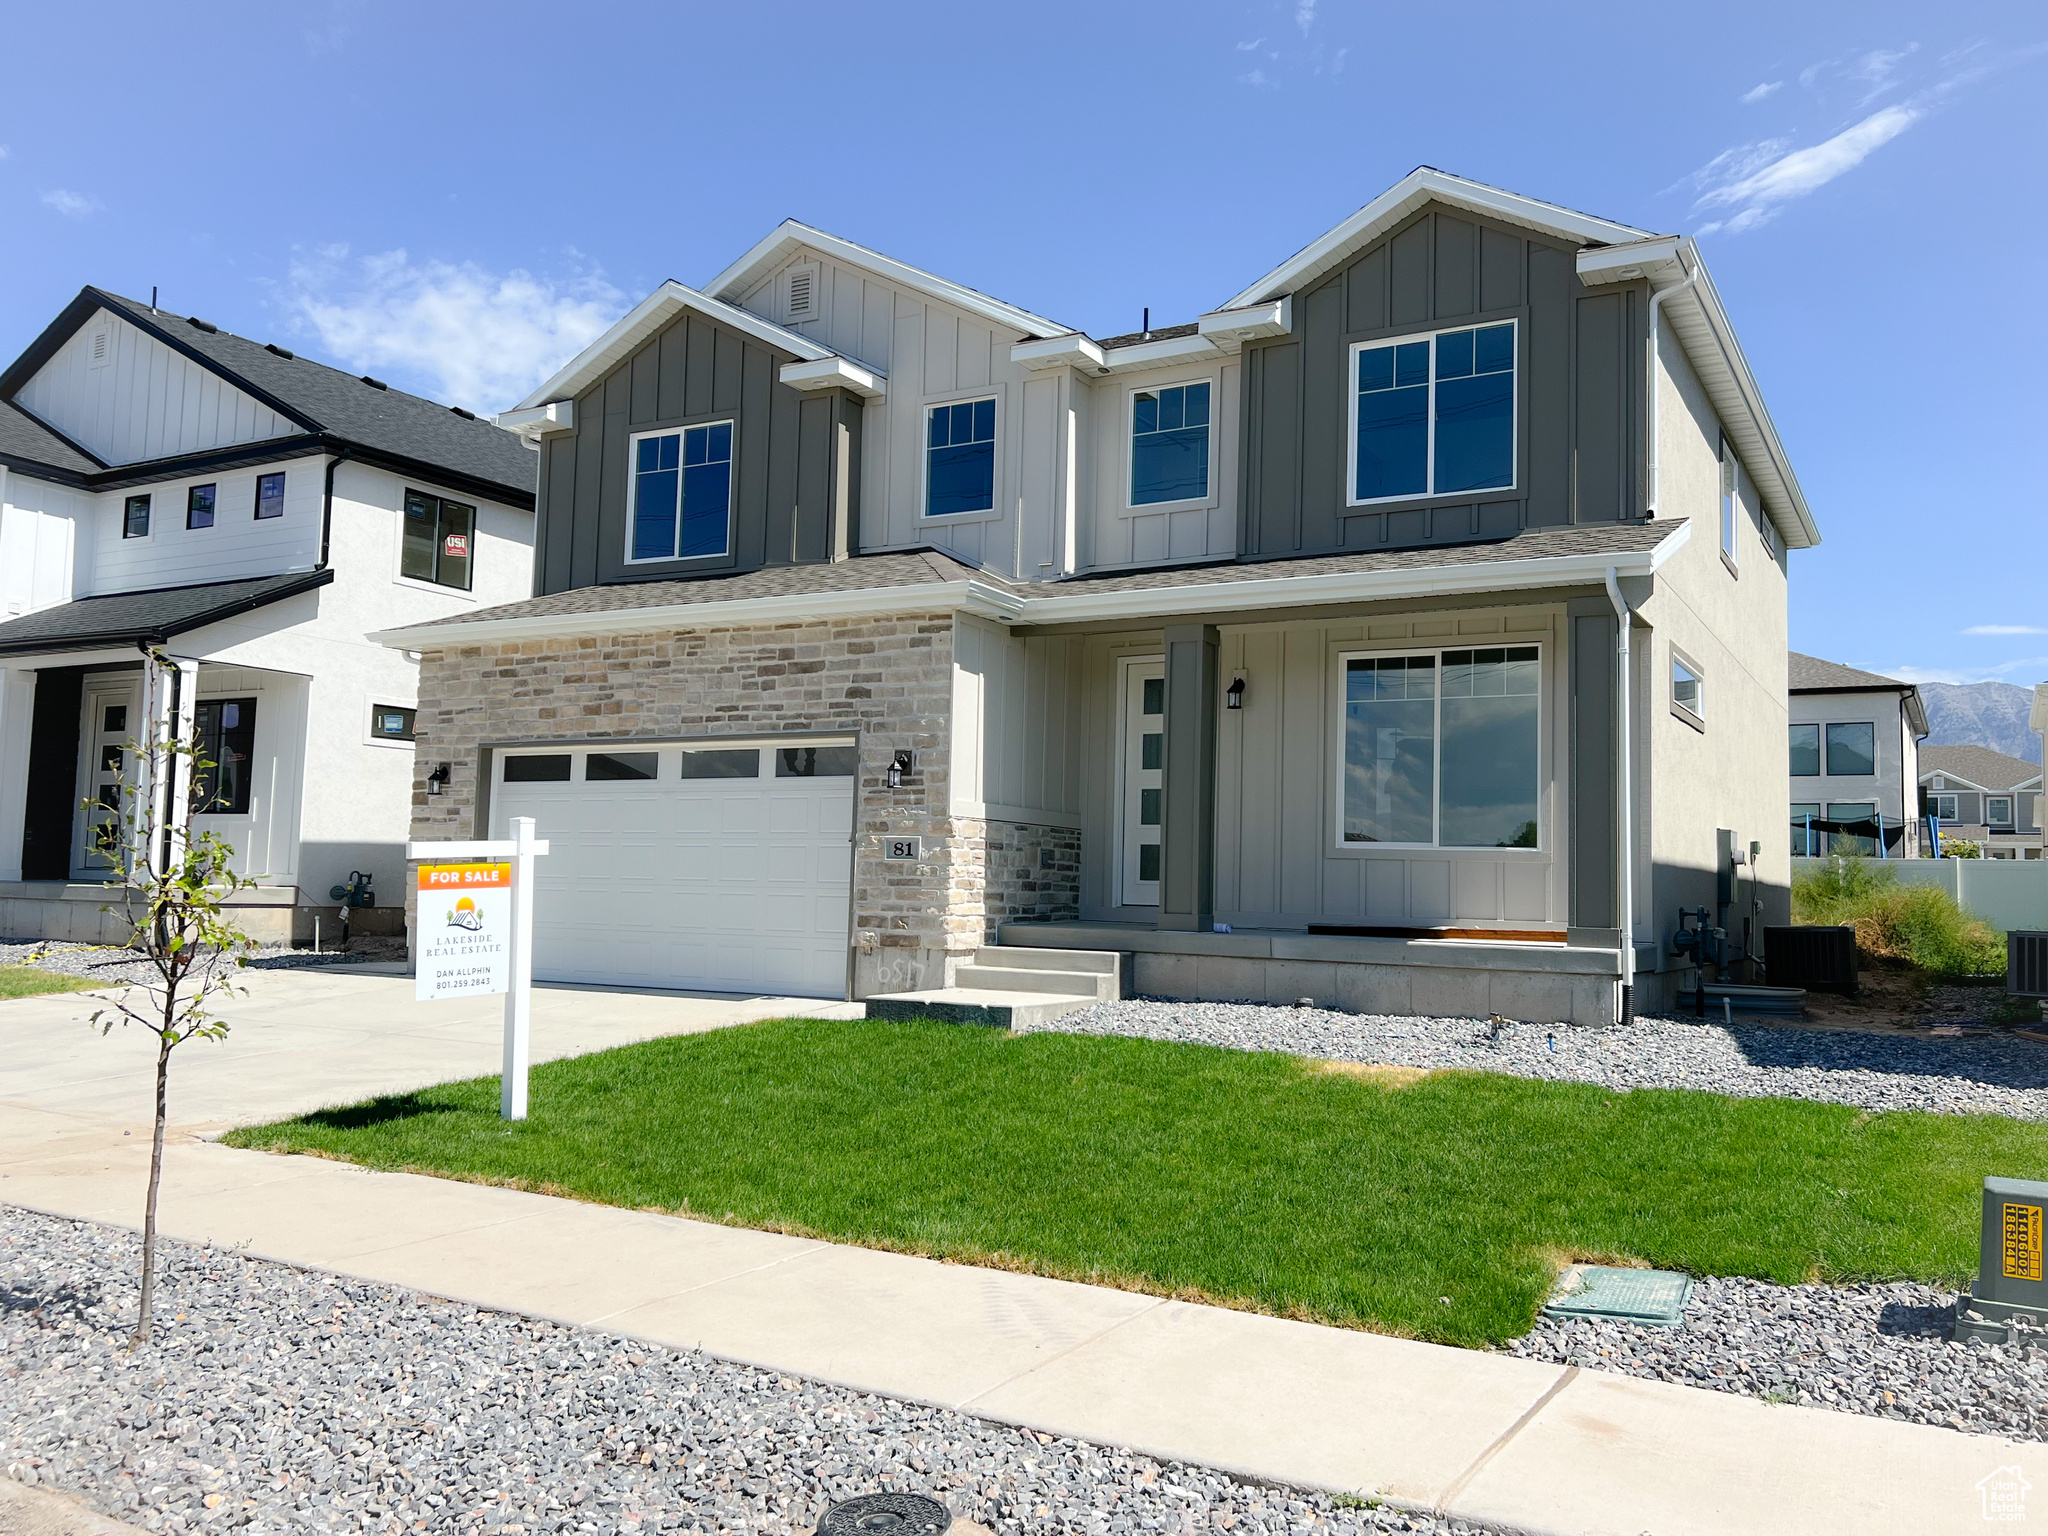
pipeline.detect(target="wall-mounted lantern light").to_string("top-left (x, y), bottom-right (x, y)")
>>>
top-left (887, 749), bottom-right (915, 789)
top-left (1225, 678), bottom-right (1246, 710)
top-left (426, 762), bottom-right (451, 796)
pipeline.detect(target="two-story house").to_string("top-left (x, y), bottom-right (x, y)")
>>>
top-left (0, 288), bottom-right (536, 943)
top-left (379, 168), bottom-right (1817, 1024)
top-left (1919, 745), bottom-right (2044, 859)
top-left (1786, 653), bottom-right (1927, 858)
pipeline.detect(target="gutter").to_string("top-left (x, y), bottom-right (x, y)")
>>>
top-left (1604, 566), bottom-right (1635, 1026)
top-left (368, 526), bottom-right (1689, 651)
top-left (319, 448), bottom-right (350, 569)
top-left (1645, 256), bottom-right (1699, 516)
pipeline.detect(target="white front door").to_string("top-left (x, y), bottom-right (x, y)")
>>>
top-left (1118, 658), bottom-right (1164, 907)
top-left (74, 681), bottom-right (139, 877)
top-left (490, 739), bottom-right (855, 998)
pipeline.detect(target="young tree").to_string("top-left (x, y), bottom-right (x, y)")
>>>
top-left (86, 649), bottom-right (257, 1348)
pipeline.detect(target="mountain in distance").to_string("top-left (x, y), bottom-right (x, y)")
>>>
top-left (1917, 680), bottom-right (2042, 764)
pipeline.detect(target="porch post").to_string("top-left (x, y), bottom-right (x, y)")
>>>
top-left (1566, 600), bottom-right (1619, 944)
top-left (1159, 623), bottom-right (1218, 932)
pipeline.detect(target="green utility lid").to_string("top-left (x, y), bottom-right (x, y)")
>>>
top-left (1543, 1264), bottom-right (1695, 1327)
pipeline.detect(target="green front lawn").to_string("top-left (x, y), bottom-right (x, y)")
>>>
top-left (0, 964), bottom-right (105, 1000)
top-left (224, 1019), bottom-right (2048, 1346)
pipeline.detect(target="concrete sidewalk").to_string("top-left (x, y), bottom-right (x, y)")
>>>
top-left (1, 970), bottom-right (2033, 1536)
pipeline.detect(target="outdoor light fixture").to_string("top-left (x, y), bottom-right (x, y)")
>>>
top-left (1226, 677), bottom-right (1246, 710)
top-left (887, 749), bottom-right (915, 789)
top-left (426, 762), bottom-right (451, 796)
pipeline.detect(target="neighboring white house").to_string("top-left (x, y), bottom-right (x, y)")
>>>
top-left (1918, 744), bottom-right (2044, 859)
top-left (1786, 653), bottom-right (1927, 857)
top-left (0, 288), bottom-right (536, 942)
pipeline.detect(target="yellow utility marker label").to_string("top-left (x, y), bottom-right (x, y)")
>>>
top-left (2003, 1202), bottom-right (2044, 1283)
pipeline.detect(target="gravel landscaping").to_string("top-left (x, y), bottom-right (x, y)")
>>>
top-left (0, 940), bottom-right (391, 990)
top-left (0, 1208), bottom-right (1493, 1536)
top-left (1028, 1000), bottom-right (2048, 1121)
top-left (1511, 1274), bottom-right (2048, 1443)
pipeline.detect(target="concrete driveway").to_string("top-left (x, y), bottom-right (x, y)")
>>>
top-left (0, 962), bottom-right (861, 1150)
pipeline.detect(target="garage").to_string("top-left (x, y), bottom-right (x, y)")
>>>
top-left (489, 738), bottom-right (856, 998)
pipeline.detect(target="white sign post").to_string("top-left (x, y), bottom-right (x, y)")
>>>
top-left (408, 816), bottom-right (550, 1120)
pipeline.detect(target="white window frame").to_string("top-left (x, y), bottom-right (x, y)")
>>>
top-left (623, 420), bottom-right (737, 566)
top-left (1931, 793), bottom-right (1959, 821)
top-left (1670, 648), bottom-right (1705, 731)
top-left (1719, 440), bottom-right (1740, 569)
top-left (1988, 796), bottom-right (2014, 826)
top-left (920, 390), bottom-right (1002, 522)
top-left (1329, 642), bottom-right (1545, 854)
top-left (1124, 375), bottom-right (1218, 513)
top-left (1344, 319), bottom-right (1518, 509)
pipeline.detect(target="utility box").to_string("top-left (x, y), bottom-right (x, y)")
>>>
top-left (1765, 926), bottom-right (1858, 993)
top-left (1953, 1176), bottom-right (2048, 1345)
top-left (2009, 932), bottom-right (2048, 1000)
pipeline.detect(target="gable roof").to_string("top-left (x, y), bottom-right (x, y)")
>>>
top-left (0, 288), bottom-right (538, 505)
top-left (512, 280), bottom-right (842, 413)
top-left (704, 219), bottom-right (1076, 341)
top-left (0, 569), bottom-right (334, 657)
top-left (1919, 743), bottom-right (2042, 792)
top-left (1221, 167), bottom-right (1652, 311)
top-left (1789, 653), bottom-right (1912, 692)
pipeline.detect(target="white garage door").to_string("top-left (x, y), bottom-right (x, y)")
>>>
top-left (490, 739), bottom-right (855, 999)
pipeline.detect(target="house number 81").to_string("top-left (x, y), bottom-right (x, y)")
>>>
top-left (884, 837), bottom-right (922, 861)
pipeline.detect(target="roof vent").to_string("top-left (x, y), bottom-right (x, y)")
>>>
top-left (187, 316), bottom-right (218, 334)
top-left (265, 342), bottom-right (295, 359)
top-left (784, 263), bottom-right (818, 322)
top-left (449, 405), bottom-right (476, 420)
top-left (360, 375), bottom-right (388, 390)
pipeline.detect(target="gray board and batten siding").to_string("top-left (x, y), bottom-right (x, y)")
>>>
top-left (1238, 205), bottom-right (1645, 560)
top-left (533, 305), bottom-right (864, 596)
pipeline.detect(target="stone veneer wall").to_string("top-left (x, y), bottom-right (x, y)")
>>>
top-left (408, 611), bottom-right (1010, 997)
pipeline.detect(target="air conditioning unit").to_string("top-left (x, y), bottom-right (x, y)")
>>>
top-left (1764, 926), bottom-right (1858, 993)
top-left (2010, 932), bottom-right (2048, 999)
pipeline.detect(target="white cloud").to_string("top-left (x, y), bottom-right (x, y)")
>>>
top-left (1690, 103), bottom-right (1920, 234)
top-left (284, 246), bottom-right (628, 413)
top-left (1295, 0), bottom-right (1316, 36)
top-left (1965, 625), bottom-right (2048, 636)
top-left (1236, 36), bottom-right (1265, 51)
top-left (1241, 68), bottom-right (1274, 87)
top-left (1889, 657), bottom-right (2048, 684)
top-left (41, 188), bottom-right (101, 218)
top-left (0, 145), bottom-right (10, 160)
top-left (1739, 81), bottom-right (1782, 104)
top-left (1850, 44), bottom-right (1917, 100)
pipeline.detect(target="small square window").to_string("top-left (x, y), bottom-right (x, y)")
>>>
top-left (123, 495), bottom-right (151, 538)
top-left (370, 704), bottom-right (416, 742)
top-left (254, 472), bottom-right (286, 520)
top-left (1825, 722), bottom-right (1875, 777)
top-left (186, 484), bottom-right (216, 530)
top-left (1671, 653), bottom-right (1704, 726)
top-left (1988, 797), bottom-right (2014, 827)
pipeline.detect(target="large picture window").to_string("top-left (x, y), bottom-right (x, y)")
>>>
top-left (1825, 721), bottom-right (1875, 777)
top-left (1130, 382), bottom-right (1210, 506)
top-left (190, 698), bottom-right (257, 816)
top-left (1788, 723), bottom-right (1820, 776)
top-left (629, 422), bottom-right (733, 562)
top-left (925, 398), bottom-right (995, 516)
top-left (1349, 321), bottom-right (1515, 503)
top-left (401, 491), bottom-right (476, 590)
top-left (1341, 646), bottom-right (1540, 849)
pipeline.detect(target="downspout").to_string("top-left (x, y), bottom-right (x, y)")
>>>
top-left (318, 448), bottom-right (351, 570)
top-left (1645, 258), bottom-right (1699, 516)
top-left (1604, 566), bottom-right (1634, 1026)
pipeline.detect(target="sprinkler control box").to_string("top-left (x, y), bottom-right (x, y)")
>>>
top-left (1953, 1175), bottom-right (2048, 1346)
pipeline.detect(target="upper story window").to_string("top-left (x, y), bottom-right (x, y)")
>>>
top-left (1825, 721), bottom-right (1875, 776)
top-left (254, 472), bottom-right (286, 520)
top-left (1340, 646), bottom-right (1541, 850)
top-left (630, 422), bottom-right (733, 562)
top-left (123, 494), bottom-right (150, 539)
top-left (187, 483), bottom-right (216, 530)
top-left (1989, 796), bottom-right (2015, 828)
top-left (401, 490), bottom-right (476, 591)
top-left (1929, 792), bottom-right (1959, 821)
top-left (1719, 442), bottom-right (1740, 567)
top-left (190, 698), bottom-right (256, 815)
top-left (1788, 723), bottom-right (1820, 776)
top-left (926, 399), bottom-right (996, 516)
top-left (1131, 382), bottom-right (1210, 506)
top-left (1671, 652), bottom-right (1704, 728)
top-left (1350, 321), bottom-right (1515, 504)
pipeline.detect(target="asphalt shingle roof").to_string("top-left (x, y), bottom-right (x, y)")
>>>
top-left (1919, 744), bottom-right (2043, 792)
top-left (0, 570), bottom-right (334, 657)
top-left (1096, 322), bottom-right (1201, 350)
top-left (1788, 652), bottom-right (1913, 692)
top-left (0, 400), bottom-right (98, 477)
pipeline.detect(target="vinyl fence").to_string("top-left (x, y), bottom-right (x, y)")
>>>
top-left (1791, 856), bottom-right (2048, 933)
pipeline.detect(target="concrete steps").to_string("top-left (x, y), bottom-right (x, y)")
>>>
top-left (863, 944), bottom-right (1129, 1028)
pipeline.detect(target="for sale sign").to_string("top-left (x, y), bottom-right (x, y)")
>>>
top-left (416, 862), bottom-right (511, 1001)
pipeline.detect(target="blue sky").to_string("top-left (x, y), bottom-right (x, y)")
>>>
top-left (4, 1), bottom-right (2042, 685)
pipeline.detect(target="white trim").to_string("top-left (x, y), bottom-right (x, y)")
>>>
top-left (1097, 332), bottom-right (1220, 374)
top-left (494, 401), bottom-right (574, 438)
top-left (778, 357), bottom-right (885, 398)
top-left (1197, 297), bottom-right (1291, 348)
top-left (623, 421), bottom-right (737, 566)
top-left (920, 391), bottom-right (1001, 523)
top-left (1328, 640), bottom-right (1546, 854)
top-left (1124, 376), bottom-right (1218, 515)
top-left (1345, 319), bottom-right (1518, 508)
top-left (513, 281), bottom-right (840, 412)
top-left (371, 524), bottom-right (1690, 649)
top-left (1011, 334), bottom-right (1106, 373)
top-left (706, 220), bottom-right (1074, 341)
top-left (1222, 168), bottom-right (1651, 311)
